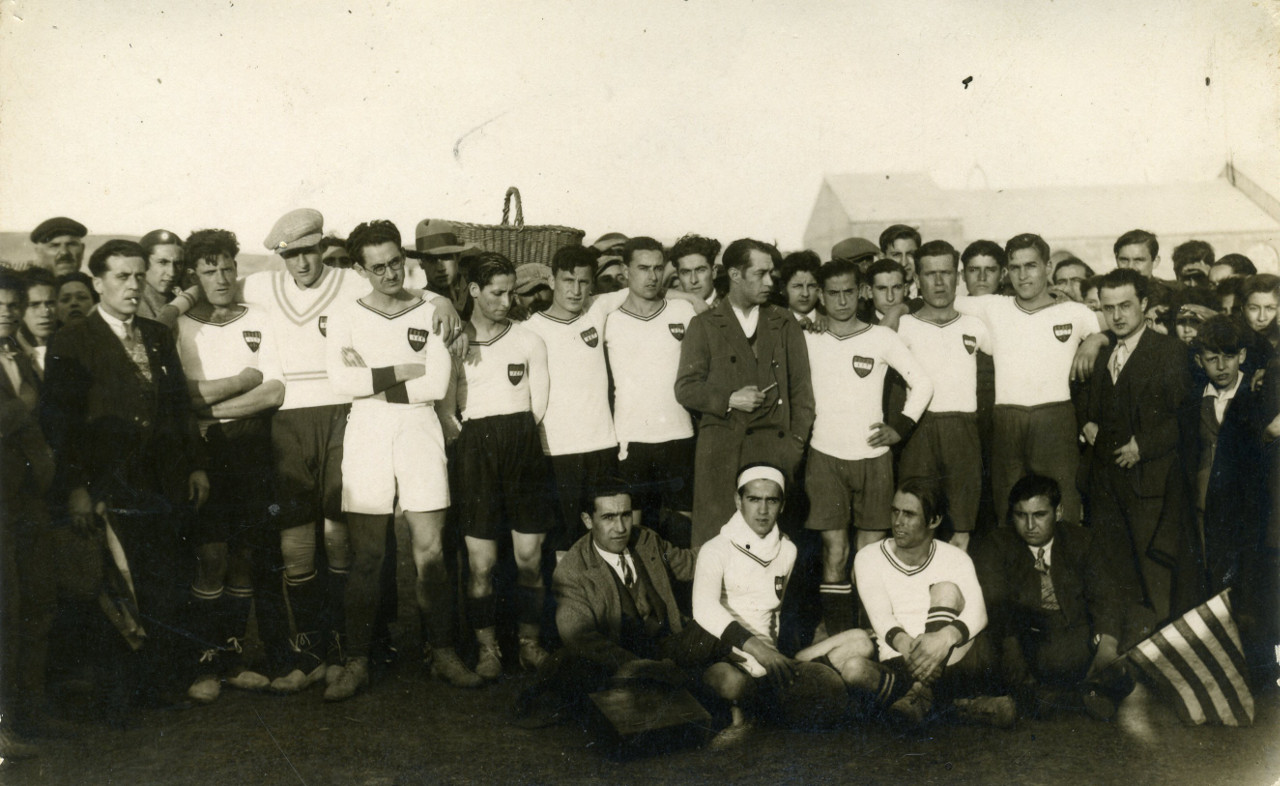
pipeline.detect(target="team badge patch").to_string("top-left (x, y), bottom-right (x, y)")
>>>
top-left (963, 334), bottom-right (977, 355)
top-left (507, 363), bottom-right (526, 385)
top-left (775, 576), bottom-right (785, 599)
top-left (407, 328), bottom-right (428, 352)
top-left (242, 330), bottom-right (262, 353)
top-left (1053, 323), bottom-right (1073, 343)
top-left (318, 316), bottom-right (328, 337)
top-left (668, 323), bottom-right (685, 341)
top-left (580, 326), bottom-right (599, 348)
top-left (852, 355), bottom-right (874, 378)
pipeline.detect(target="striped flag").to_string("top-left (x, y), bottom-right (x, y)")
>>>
top-left (1128, 590), bottom-right (1254, 726)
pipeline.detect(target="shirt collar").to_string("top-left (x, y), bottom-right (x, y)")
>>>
top-left (593, 542), bottom-right (631, 578)
top-left (1117, 325), bottom-right (1145, 350)
top-left (1204, 373), bottom-right (1242, 401)
top-left (97, 307), bottom-right (133, 336)
top-left (1028, 538), bottom-right (1055, 564)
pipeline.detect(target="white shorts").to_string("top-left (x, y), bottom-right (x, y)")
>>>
top-left (341, 401), bottom-right (449, 515)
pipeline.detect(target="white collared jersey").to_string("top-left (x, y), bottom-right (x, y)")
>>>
top-left (804, 324), bottom-right (933, 462)
top-left (605, 299), bottom-right (698, 445)
top-left (854, 539), bottom-right (987, 665)
top-left (897, 313), bottom-right (991, 414)
top-left (955, 295), bottom-right (1098, 407)
top-left (175, 305), bottom-right (283, 429)
top-left (524, 305), bottom-right (616, 456)
top-left (324, 295), bottom-right (451, 407)
top-left (456, 322), bottom-right (548, 421)
top-left (241, 266), bottom-right (371, 410)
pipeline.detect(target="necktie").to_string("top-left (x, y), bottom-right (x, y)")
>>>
top-left (1110, 341), bottom-right (1128, 383)
top-left (619, 554), bottom-right (634, 588)
top-left (122, 324), bottom-right (153, 383)
top-left (1035, 547), bottom-right (1060, 611)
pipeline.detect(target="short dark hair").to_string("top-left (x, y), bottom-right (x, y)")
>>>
top-left (88, 239), bottom-right (147, 277)
top-left (466, 250), bottom-right (516, 289)
top-left (1053, 256), bottom-right (1094, 278)
top-left (818, 259), bottom-right (860, 288)
top-left (1114, 229), bottom-right (1159, 259)
top-left (1241, 273), bottom-right (1280, 302)
top-left (585, 476), bottom-right (633, 515)
top-left (866, 259), bottom-right (907, 285)
top-left (961, 240), bottom-right (1007, 269)
top-left (778, 250), bottom-right (822, 286)
top-left (897, 477), bottom-right (946, 526)
top-left (1096, 267), bottom-right (1150, 302)
top-left (1172, 240), bottom-right (1214, 273)
top-left (56, 271), bottom-right (98, 304)
top-left (915, 239), bottom-right (959, 269)
top-left (1004, 233), bottom-right (1050, 263)
top-left (1194, 314), bottom-right (1247, 355)
top-left (668, 234), bottom-right (721, 267)
top-left (1080, 275), bottom-right (1101, 301)
top-left (621, 236), bottom-right (664, 267)
top-left (551, 244), bottom-right (597, 278)
top-left (183, 229), bottom-right (240, 269)
top-left (879, 224), bottom-right (921, 253)
top-left (1008, 473), bottom-right (1061, 512)
top-left (21, 266), bottom-right (57, 293)
top-left (348, 220), bottom-right (402, 267)
top-left (319, 234), bottom-right (348, 252)
top-left (722, 238), bottom-right (781, 274)
top-left (1214, 254), bottom-right (1257, 277)
top-left (0, 270), bottom-right (29, 309)
top-left (1216, 276), bottom-right (1246, 315)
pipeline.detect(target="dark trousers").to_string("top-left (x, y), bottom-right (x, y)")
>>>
top-left (1090, 467), bottom-right (1172, 621)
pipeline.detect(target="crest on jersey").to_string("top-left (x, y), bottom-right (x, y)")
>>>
top-left (668, 323), bottom-right (685, 341)
top-left (852, 356), bottom-right (874, 378)
top-left (1053, 323), bottom-right (1072, 343)
top-left (318, 316), bottom-right (328, 337)
top-left (580, 327), bottom-right (599, 348)
top-left (507, 363), bottom-right (526, 385)
top-left (774, 576), bottom-right (785, 599)
top-left (963, 334), bottom-right (977, 355)
top-left (242, 330), bottom-right (262, 353)
top-left (407, 328), bottom-right (428, 352)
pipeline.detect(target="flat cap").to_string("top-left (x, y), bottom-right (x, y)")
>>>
top-left (264, 208), bottom-right (324, 254)
top-left (415, 218), bottom-right (476, 256)
top-left (514, 263), bottom-right (553, 295)
top-left (592, 232), bottom-right (628, 253)
top-left (139, 229), bottom-right (183, 253)
top-left (830, 237), bottom-right (879, 264)
top-left (30, 217), bottom-right (87, 244)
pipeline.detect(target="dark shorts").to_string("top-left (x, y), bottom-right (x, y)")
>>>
top-left (549, 447), bottom-right (619, 551)
top-left (619, 437), bottom-right (695, 515)
top-left (271, 404), bottom-right (348, 530)
top-left (455, 412), bottom-right (553, 540)
top-left (991, 401), bottom-right (1081, 525)
top-left (193, 417), bottom-right (275, 546)
top-left (898, 412), bottom-right (982, 532)
top-left (804, 450), bottom-right (893, 532)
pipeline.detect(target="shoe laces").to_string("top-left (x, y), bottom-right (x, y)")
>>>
top-left (292, 632), bottom-right (314, 653)
top-left (199, 648), bottom-right (219, 664)
top-left (225, 637), bottom-right (245, 655)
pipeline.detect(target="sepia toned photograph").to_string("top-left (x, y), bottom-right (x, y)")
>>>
top-left (1, 1), bottom-right (1278, 783)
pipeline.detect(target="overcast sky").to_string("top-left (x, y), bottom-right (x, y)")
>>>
top-left (1, 0), bottom-right (1277, 249)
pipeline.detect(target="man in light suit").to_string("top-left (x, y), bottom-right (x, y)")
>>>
top-left (41, 240), bottom-right (209, 709)
top-left (1078, 268), bottom-right (1192, 626)
top-left (676, 238), bottom-right (815, 548)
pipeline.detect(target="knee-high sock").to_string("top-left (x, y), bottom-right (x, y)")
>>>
top-left (189, 585), bottom-right (224, 664)
top-left (284, 570), bottom-right (324, 640)
top-left (325, 566), bottom-right (349, 645)
top-left (516, 585), bottom-right (544, 637)
top-left (467, 595), bottom-right (497, 634)
top-left (221, 585), bottom-right (254, 658)
top-left (419, 578), bottom-right (456, 649)
top-left (820, 583), bottom-right (855, 635)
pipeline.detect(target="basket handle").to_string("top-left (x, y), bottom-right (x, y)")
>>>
top-left (501, 187), bottom-right (524, 228)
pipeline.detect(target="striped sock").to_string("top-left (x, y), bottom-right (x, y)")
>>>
top-left (820, 582), bottom-right (855, 635)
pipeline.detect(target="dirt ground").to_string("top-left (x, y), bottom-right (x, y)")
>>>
top-left (5, 524), bottom-right (1278, 786)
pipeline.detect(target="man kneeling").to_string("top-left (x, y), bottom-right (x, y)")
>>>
top-left (694, 464), bottom-right (846, 746)
top-left (805, 478), bottom-right (1013, 727)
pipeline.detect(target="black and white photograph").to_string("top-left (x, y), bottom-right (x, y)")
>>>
top-left (1, 1), bottom-right (1278, 783)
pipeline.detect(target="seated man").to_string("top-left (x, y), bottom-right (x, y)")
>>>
top-left (814, 478), bottom-right (1011, 727)
top-left (694, 464), bottom-right (845, 745)
top-left (973, 474), bottom-right (1134, 720)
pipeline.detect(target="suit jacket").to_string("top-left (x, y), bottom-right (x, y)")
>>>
top-left (974, 523), bottom-right (1124, 643)
top-left (41, 311), bottom-right (204, 507)
top-left (1079, 328), bottom-right (1190, 498)
top-left (553, 527), bottom-right (695, 671)
top-left (0, 345), bottom-right (54, 521)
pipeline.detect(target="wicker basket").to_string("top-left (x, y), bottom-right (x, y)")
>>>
top-left (453, 187), bottom-right (585, 266)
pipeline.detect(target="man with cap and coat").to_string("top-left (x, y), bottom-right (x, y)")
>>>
top-left (30, 217), bottom-right (87, 276)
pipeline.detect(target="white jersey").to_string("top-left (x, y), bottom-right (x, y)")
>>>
top-left (605, 299), bottom-right (698, 445)
top-left (692, 513), bottom-right (796, 653)
top-left (805, 324), bottom-right (933, 462)
top-left (956, 295), bottom-right (1097, 407)
top-left (325, 294), bottom-right (451, 407)
top-left (524, 305), bottom-right (616, 456)
top-left (897, 313), bottom-right (990, 415)
top-left (175, 305), bottom-right (283, 429)
top-left (854, 539), bottom-right (987, 665)
top-left (456, 322), bottom-right (549, 422)
top-left (241, 266), bottom-right (371, 411)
